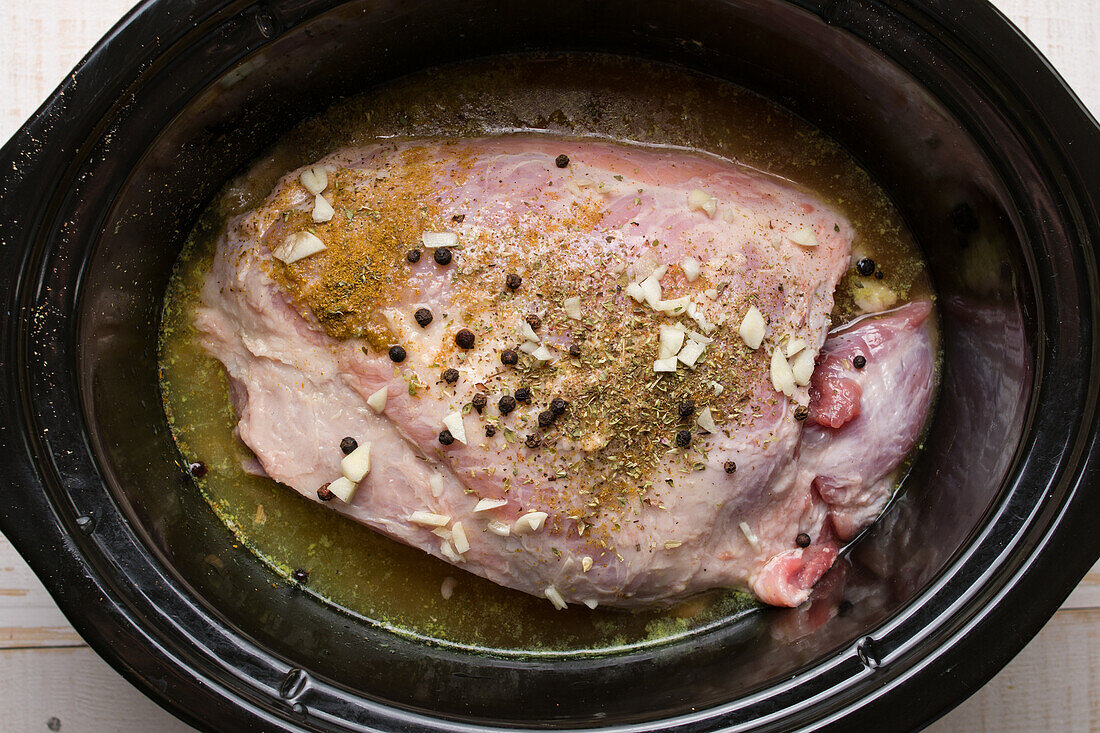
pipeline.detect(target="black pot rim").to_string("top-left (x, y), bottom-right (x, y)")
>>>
top-left (1, 1), bottom-right (1099, 731)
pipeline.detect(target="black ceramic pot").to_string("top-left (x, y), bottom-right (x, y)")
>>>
top-left (1, 0), bottom-right (1098, 730)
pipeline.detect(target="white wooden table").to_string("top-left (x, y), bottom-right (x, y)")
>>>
top-left (2, 1), bottom-right (1098, 730)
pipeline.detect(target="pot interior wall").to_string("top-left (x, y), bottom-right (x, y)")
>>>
top-left (76, 0), bottom-right (1031, 725)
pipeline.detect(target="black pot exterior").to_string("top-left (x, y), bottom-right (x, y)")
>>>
top-left (1, 1), bottom-right (1098, 731)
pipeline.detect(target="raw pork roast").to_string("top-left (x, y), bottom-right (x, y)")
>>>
top-left (197, 136), bottom-right (934, 609)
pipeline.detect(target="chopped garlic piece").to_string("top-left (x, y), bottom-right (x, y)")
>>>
top-left (625, 282), bottom-right (645, 303)
top-left (684, 329), bottom-right (713, 344)
top-left (739, 521), bottom-right (762, 552)
top-left (581, 556), bottom-right (593, 572)
top-left (421, 231), bottom-right (458, 249)
top-left (340, 442), bottom-right (372, 483)
top-left (704, 288), bottom-right (719, 300)
top-left (681, 257), bottom-right (701, 282)
top-left (738, 306), bottom-right (766, 350)
top-left (530, 345), bottom-right (555, 363)
top-left (638, 274), bottom-right (663, 309)
top-left (409, 511), bottom-right (451, 527)
top-left (299, 166), bottom-right (327, 195)
top-left (439, 539), bottom-right (465, 563)
top-left (655, 296), bottom-right (691, 315)
top-left (771, 346), bottom-right (797, 398)
top-left (697, 406), bottom-right (718, 434)
top-left (312, 194), bottom-right (334, 223)
top-left (785, 338), bottom-right (807, 358)
top-left (327, 476), bottom-right (357, 502)
top-left (428, 473), bottom-right (444, 498)
top-left (473, 498), bottom-right (508, 513)
top-left (659, 325), bottom-right (686, 359)
top-left (518, 341), bottom-right (539, 355)
top-left (653, 356), bottom-right (678, 373)
top-left (441, 576), bottom-right (456, 600)
top-left (790, 348), bottom-right (816, 386)
top-left (788, 226), bottom-right (819, 247)
top-left (431, 526), bottom-right (452, 540)
top-left (514, 511), bottom-right (548, 534)
top-left (677, 340), bottom-right (706, 369)
top-left (451, 521), bottom-right (470, 554)
top-left (711, 381), bottom-right (725, 396)
top-left (272, 231), bottom-right (326, 264)
top-left (544, 585), bottom-right (568, 610)
top-left (487, 520), bottom-right (511, 537)
top-left (582, 598), bottom-right (598, 610)
top-left (687, 188), bottom-right (718, 217)
top-left (366, 386), bottom-right (388, 413)
top-left (694, 311), bottom-right (718, 335)
top-left (442, 412), bottom-right (467, 444)
top-left (854, 280), bottom-right (898, 313)
top-left (564, 296), bottom-right (582, 320)
top-left (519, 320), bottom-right (540, 343)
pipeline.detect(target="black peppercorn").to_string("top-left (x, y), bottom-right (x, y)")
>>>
top-left (724, 460), bottom-right (737, 474)
top-left (514, 387), bottom-right (532, 403)
top-left (856, 257), bottom-right (875, 276)
top-left (442, 368), bottom-right (460, 384)
top-left (875, 270), bottom-right (884, 279)
top-left (538, 411), bottom-right (554, 428)
top-left (675, 430), bottom-right (692, 448)
top-left (794, 405), bottom-right (809, 422)
top-left (452, 213), bottom-right (465, 223)
top-left (555, 154), bottom-right (569, 168)
top-left (317, 484), bottom-right (334, 501)
top-left (414, 307), bottom-right (433, 327)
top-left (678, 400), bottom-right (695, 419)
top-left (485, 425), bottom-right (497, 437)
top-left (188, 461), bottom-right (207, 478)
top-left (853, 355), bottom-right (867, 369)
top-left (433, 247), bottom-right (452, 266)
top-left (525, 434), bottom-right (541, 449)
top-left (438, 429), bottom-right (455, 446)
top-left (292, 568), bottom-right (309, 583)
top-left (795, 533), bottom-right (811, 548)
top-left (525, 313), bottom-right (542, 330)
top-left (406, 249), bottom-right (421, 263)
top-left (472, 393), bottom-right (487, 413)
top-left (550, 397), bottom-right (568, 415)
top-left (498, 395), bottom-right (517, 415)
top-left (454, 329), bottom-right (475, 349)
top-left (505, 273), bottom-right (522, 290)
top-left (500, 349), bottom-right (519, 366)
top-left (569, 343), bottom-right (581, 357)
top-left (388, 345), bottom-right (407, 362)
top-left (339, 436), bottom-right (358, 455)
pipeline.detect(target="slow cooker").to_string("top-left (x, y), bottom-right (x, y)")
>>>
top-left (1, 0), bottom-right (1098, 730)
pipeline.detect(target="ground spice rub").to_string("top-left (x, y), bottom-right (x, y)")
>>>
top-left (268, 144), bottom-right (475, 348)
